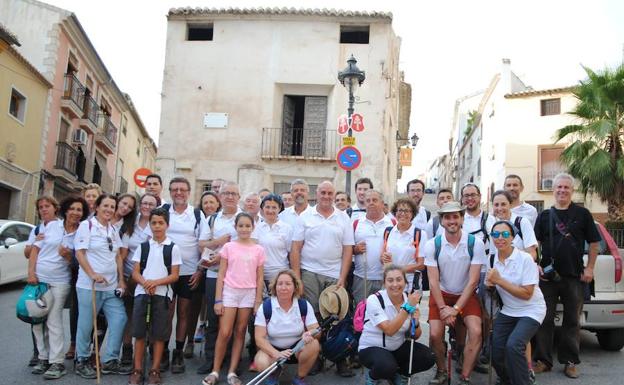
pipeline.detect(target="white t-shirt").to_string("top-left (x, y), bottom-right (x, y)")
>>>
top-left (293, 207), bottom-right (355, 279)
top-left (166, 204), bottom-right (200, 276)
top-left (511, 203), bottom-right (538, 227)
top-left (199, 209), bottom-right (241, 278)
top-left (254, 297), bottom-right (318, 349)
top-left (424, 216), bottom-right (445, 239)
top-left (121, 222), bottom-right (152, 277)
top-left (350, 204), bottom-right (367, 222)
top-left (33, 220), bottom-right (73, 284)
top-left (74, 218), bottom-right (123, 291)
top-left (251, 220), bottom-right (293, 281)
top-left (358, 290), bottom-right (410, 351)
top-left (353, 216), bottom-right (397, 280)
top-left (491, 248), bottom-right (546, 323)
top-left (463, 211), bottom-right (496, 253)
top-left (385, 224), bottom-right (429, 290)
top-left (509, 213), bottom-right (537, 251)
top-left (132, 237), bottom-right (182, 299)
top-left (411, 206), bottom-right (429, 231)
top-left (279, 205), bottom-right (314, 228)
top-left (424, 231), bottom-right (486, 295)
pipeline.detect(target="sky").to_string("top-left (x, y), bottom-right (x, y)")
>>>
top-left (42, 0), bottom-right (624, 185)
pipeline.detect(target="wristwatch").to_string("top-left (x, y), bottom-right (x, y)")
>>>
top-left (452, 304), bottom-right (462, 315)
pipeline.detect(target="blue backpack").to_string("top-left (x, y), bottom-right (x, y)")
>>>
top-left (433, 233), bottom-right (476, 268)
top-left (16, 283), bottom-right (53, 324)
top-left (322, 316), bottom-right (358, 363)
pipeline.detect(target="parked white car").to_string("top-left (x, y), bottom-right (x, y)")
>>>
top-left (0, 220), bottom-right (34, 285)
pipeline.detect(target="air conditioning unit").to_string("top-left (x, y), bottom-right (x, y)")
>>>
top-left (72, 129), bottom-right (88, 145)
top-left (541, 178), bottom-right (553, 190)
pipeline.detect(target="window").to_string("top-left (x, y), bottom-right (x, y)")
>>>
top-left (136, 139), bottom-right (141, 157)
top-left (340, 25), bottom-right (370, 44)
top-left (121, 115), bottom-right (127, 136)
top-left (281, 95), bottom-right (327, 157)
top-left (538, 145), bottom-right (565, 190)
top-left (540, 98), bottom-right (561, 116)
top-left (187, 24), bottom-right (213, 41)
top-left (9, 88), bottom-right (26, 123)
top-left (59, 118), bottom-right (70, 142)
top-left (526, 200), bottom-right (544, 213)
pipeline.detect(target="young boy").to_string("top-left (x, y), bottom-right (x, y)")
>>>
top-left (129, 207), bottom-right (181, 385)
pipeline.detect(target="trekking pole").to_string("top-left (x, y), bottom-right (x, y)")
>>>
top-left (407, 318), bottom-right (416, 385)
top-left (142, 295), bottom-right (152, 385)
top-left (91, 281), bottom-right (101, 384)
top-left (488, 288), bottom-right (495, 385)
top-left (447, 326), bottom-right (455, 385)
top-left (246, 315), bottom-right (337, 385)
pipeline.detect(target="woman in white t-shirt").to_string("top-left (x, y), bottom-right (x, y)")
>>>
top-left (74, 194), bottom-right (129, 378)
top-left (486, 220), bottom-right (546, 385)
top-left (253, 269), bottom-right (319, 385)
top-left (491, 190), bottom-right (537, 260)
top-left (358, 265), bottom-right (435, 385)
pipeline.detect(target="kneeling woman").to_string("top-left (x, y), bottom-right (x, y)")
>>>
top-left (358, 264), bottom-right (435, 385)
top-left (253, 270), bottom-right (320, 385)
top-left (486, 221), bottom-right (546, 385)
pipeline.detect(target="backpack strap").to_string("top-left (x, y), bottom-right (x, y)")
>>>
top-left (434, 234), bottom-right (443, 262)
top-left (382, 226), bottom-right (394, 252)
top-left (163, 243), bottom-right (173, 274)
top-left (162, 203), bottom-right (171, 211)
top-left (34, 224), bottom-right (41, 236)
top-left (352, 219), bottom-right (359, 232)
top-left (193, 208), bottom-right (202, 230)
top-left (514, 216), bottom-right (524, 240)
top-left (412, 228), bottom-right (421, 261)
top-left (374, 292), bottom-right (386, 347)
top-left (262, 297), bottom-right (273, 325)
top-left (432, 216), bottom-right (440, 236)
top-left (425, 209), bottom-right (431, 222)
top-left (390, 218), bottom-right (397, 226)
top-left (490, 253), bottom-right (496, 269)
top-left (297, 298), bottom-right (308, 325)
top-left (346, 207), bottom-right (353, 218)
top-left (139, 241), bottom-right (150, 275)
top-left (467, 233), bottom-right (475, 261)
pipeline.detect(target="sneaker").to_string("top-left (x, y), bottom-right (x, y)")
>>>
top-left (473, 360), bottom-right (489, 374)
top-left (43, 363), bottom-right (67, 380)
top-left (197, 360), bottom-right (214, 375)
top-left (529, 369), bottom-right (537, 385)
top-left (291, 375), bottom-right (309, 385)
top-left (458, 376), bottom-right (471, 385)
top-left (32, 359), bottom-right (50, 375)
top-left (429, 370), bottom-right (449, 385)
top-left (147, 369), bottom-right (162, 385)
top-left (533, 360), bottom-right (551, 373)
top-left (336, 358), bottom-right (354, 377)
top-left (393, 373), bottom-right (409, 385)
top-left (28, 352), bottom-right (39, 367)
top-left (128, 369), bottom-right (143, 385)
top-left (184, 343), bottom-right (195, 359)
top-left (195, 324), bottom-right (205, 342)
top-left (248, 360), bottom-right (259, 372)
top-left (171, 349), bottom-right (185, 374)
top-left (160, 350), bottom-right (170, 372)
top-left (121, 344), bottom-right (134, 366)
top-left (365, 370), bottom-right (381, 385)
top-left (102, 360), bottom-right (133, 375)
top-left (75, 359), bottom-right (97, 379)
top-left (564, 362), bottom-right (579, 379)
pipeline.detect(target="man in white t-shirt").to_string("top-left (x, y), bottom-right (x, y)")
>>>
top-left (350, 177), bottom-right (373, 221)
top-left (504, 174), bottom-right (538, 227)
top-left (425, 202), bottom-right (487, 385)
top-left (352, 190), bottom-right (395, 303)
top-left (279, 179), bottom-right (314, 227)
top-left (407, 179), bottom-right (430, 230)
top-left (425, 188), bottom-right (454, 238)
top-left (461, 183), bottom-right (496, 256)
top-left (145, 174), bottom-right (164, 203)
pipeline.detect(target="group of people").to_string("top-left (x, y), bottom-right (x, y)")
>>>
top-left (21, 171), bottom-right (600, 385)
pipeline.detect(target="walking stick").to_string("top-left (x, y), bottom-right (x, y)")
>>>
top-left (142, 295), bottom-right (152, 385)
top-left (91, 281), bottom-right (101, 384)
top-left (488, 288), bottom-right (495, 385)
top-left (407, 318), bottom-right (416, 385)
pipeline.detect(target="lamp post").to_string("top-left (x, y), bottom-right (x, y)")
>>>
top-left (337, 54), bottom-right (366, 195)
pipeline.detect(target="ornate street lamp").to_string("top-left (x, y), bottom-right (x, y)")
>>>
top-left (337, 54), bottom-right (366, 195)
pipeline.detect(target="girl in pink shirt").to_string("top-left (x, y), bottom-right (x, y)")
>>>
top-left (205, 213), bottom-right (265, 385)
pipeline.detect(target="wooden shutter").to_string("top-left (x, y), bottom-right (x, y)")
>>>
top-left (302, 96), bottom-right (327, 157)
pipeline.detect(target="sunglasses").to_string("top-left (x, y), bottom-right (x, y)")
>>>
top-left (491, 231), bottom-right (512, 239)
top-left (107, 236), bottom-right (113, 251)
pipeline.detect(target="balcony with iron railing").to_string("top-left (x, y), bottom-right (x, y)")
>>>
top-left (80, 95), bottom-right (98, 133)
top-left (261, 127), bottom-right (338, 161)
top-left (538, 170), bottom-right (565, 191)
top-left (95, 114), bottom-right (117, 155)
top-left (54, 142), bottom-right (77, 177)
top-left (61, 74), bottom-right (84, 119)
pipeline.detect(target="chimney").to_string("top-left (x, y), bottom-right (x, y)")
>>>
top-left (501, 58), bottom-right (512, 94)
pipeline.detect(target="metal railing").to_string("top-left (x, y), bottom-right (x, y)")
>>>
top-left (261, 127), bottom-right (338, 160)
top-left (82, 96), bottom-right (98, 125)
top-left (97, 114), bottom-right (117, 149)
top-left (54, 142), bottom-right (77, 175)
top-left (63, 74), bottom-right (84, 108)
top-left (607, 228), bottom-right (624, 248)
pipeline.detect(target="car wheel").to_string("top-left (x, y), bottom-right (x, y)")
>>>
top-left (597, 328), bottom-right (624, 351)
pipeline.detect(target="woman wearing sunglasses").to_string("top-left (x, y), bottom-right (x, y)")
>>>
top-left (74, 194), bottom-right (130, 378)
top-left (491, 190), bottom-right (537, 259)
top-left (486, 220), bottom-right (545, 385)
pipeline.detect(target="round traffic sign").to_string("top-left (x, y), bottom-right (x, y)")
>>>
top-left (133, 167), bottom-right (153, 188)
top-left (336, 146), bottom-right (362, 171)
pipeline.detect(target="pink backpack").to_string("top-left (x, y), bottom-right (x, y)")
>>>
top-left (353, 291), bottom-right (385, 333)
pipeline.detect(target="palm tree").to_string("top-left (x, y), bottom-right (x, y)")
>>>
top-left (556, 64), bottom-right (624, 223)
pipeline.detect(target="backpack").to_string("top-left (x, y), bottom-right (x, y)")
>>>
top-left (139, 241), bottom-right (174, 275)
top-left (34, 224), bottom-right (41, 236)
top-left (322, 316), bottom-right (358, 363)
top-left (382, 225), bottom-right (426, 289)
top-left (16, 283), bottom-right (53, 324)
top-left (353, 292), bottom-right (386, 345)
top-left (262, 297), bottom-right (308, 326)
top-left (433, 233), bottom-right (476, 271)
top-left (425, 209), bottom-right (431, 222)
top-left (432, 216), bottom-right (440, 236)
top-left (513, 216), bottom-right (524, 240)
top-left (469, 212), bottom-right (489, 253)
top-left (161, 203), bottom-right (202, 230)
top-left (206, 213), bottom-right (217, 238)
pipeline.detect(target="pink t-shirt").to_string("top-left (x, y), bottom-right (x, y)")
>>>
top-left (221, 241), bottom-right (266, 289)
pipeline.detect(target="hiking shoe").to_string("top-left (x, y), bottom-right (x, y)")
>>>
top-left (336, 358), bottom-right (354, 377)
top-left (529, 369), bottom-right (537, 385)
top-left (195, 325), bottom-right (205, 342)
top-left (171, 349), bottom-right (185, 373)
top-left (291, 376), bottom-right (309, 385)
top-left (32, 360), bottom-right (50, 375)
top-left (429, 370), bottom-right (449, 385)
top-left (29, 352), bottom-right (39, 367)
top-left (392, 373), bottom-right (409, 385)
top-left (43, 363), bottom-right (67, 380)
top-left (473, 359), bottom-right (489, 374)
top-left (75, 360), bottom-right (97, 379)
top-left (121, 344), bottom-right (133, 366)
top-left (533, 360), bottom-right (551, 373)
top-left (128, 369), bottom-right (143, 385)
top-left (147, 369), bottom-right (162, 385)
top-left (197, 360), bottom-right (214, 375)
top-left (365, 370), bottom-right (381, 385)
top-left (102, 360), bottom-right (132, 375)
top-left (184, 343), bottom-right (194, 359)
top-left (160, 350), bottom-right (170, 372)
top-left (458, 376), bottom-right (471, 385)
top-left (564, 362), bottom-right (579, 379)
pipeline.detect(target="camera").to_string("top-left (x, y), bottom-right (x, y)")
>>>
top-left (543, 263), bottom-right (561, 282)
top-left (114, 288), bottom-right (125, 298)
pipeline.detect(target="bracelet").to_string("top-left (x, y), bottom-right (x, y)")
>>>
top-left (215, 300), bottom-right (223, 304)
top-left (401, 302), bottom-right (417, 314)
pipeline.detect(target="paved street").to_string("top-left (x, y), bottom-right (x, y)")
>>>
top-left (2, 281), bottom-right (623, 385)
